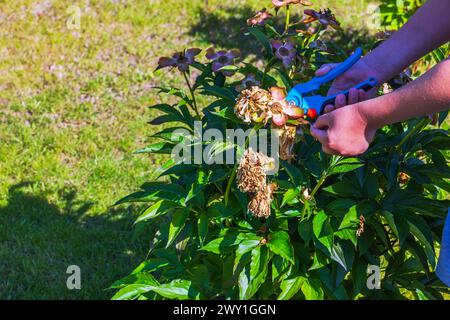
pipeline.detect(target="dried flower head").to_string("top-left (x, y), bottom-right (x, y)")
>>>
top-left (157, 48), bottom-right (201, 72)
top-left (235, 86), bottom-right (272, 124)
top-left (237, 148), bottom-right (274, 194)
top-left (235, 74), bottom-right (261, 92)
top-left (398, 172), bottom-right (410, 185)
top-left (303, 8), bottom-right (340, 29)
top-left (272, 0), bottom-right (313, 8)
top-left (247, 8), bottom-right (273, 26)
top-left (356, 215), bottom-right (365, 237)
top-left (206, 48), bottom-right (240, 76)
top-left (277, 125), bottom-right (297, 161)
top-left (248, 183), bottom-right (278, 219)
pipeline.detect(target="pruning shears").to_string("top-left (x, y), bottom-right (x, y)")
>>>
top-left (286, 47), bottom-right (378, 116)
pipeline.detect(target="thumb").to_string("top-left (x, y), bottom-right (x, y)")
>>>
top-left (315, 63), bottom-right (339, 77)
top-left (313, 114), bottom-right (331, 129)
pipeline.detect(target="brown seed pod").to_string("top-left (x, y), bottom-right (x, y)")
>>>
top-left (248, 183), bottom-right (278, 219)
top-left (236, 148), bottom-right (274, 194)
top-left (234, 86), bottom-right (272, 124)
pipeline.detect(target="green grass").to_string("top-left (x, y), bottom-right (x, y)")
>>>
top-left (0, 0), bottom-right (378, 299)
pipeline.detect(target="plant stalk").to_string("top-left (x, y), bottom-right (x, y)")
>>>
top-left (183, 72), bottom-right (201, 118)
top-left (224, 124), bottom-right (263, 206)
top-left (284, 5), bottom-right (291, 34)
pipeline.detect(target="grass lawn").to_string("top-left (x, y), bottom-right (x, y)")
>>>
top-left (0, 0), bottom-right (377, 299)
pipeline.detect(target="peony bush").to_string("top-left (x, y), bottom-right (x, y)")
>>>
top-left (112, 1), bottom-right (450, 300)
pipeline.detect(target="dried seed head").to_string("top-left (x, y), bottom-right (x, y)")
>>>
top-left (234, 86), bottom-right (272, 124)
top-left (398, 172), bottom-right (410, 185)
top-left (248, 183), bottom-right (278, 219)
top-left (237, 148), bottom-right (274, 194)
top-left (356, 215), bottom-right (365, 237)
top-left (277, 125), bottom-right (297, 161)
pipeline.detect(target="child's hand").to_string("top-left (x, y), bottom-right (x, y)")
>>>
top-left (315, 60), bottom-right (379, 113)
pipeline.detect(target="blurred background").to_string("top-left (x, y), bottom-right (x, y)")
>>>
top-left (0, 0), bottom-right (429, 299)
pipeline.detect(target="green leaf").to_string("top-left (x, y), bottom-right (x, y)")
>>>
top-left (111, 284), bottom-right (155, 300)
top-left (197, 213), bottom-right (208, 246)
top-left (281, 187), bottom-right (301, 207)
top-left (301, 278), bottom-right (324, 300)
top-left (135, 200), bottom-right (179, 223)
top-left (247, 27), bottom-right (273, 58)
top-left (328, 158), bottom-right (364, 175)
top-left (167, 208), bottom-right (189, 247)
top-left (133, 142), bottom-right (174, 154)
top-left (278, 273), bottom-right (306, 300)
top-left (281, 161), bottom-right (305, 187)
top-left (201, 85), bottom-right (237, 102)
top-left (238, 246), bottom-right (269, 299)
top-left (131, 258), bottom-right (170, 275)
top-left (338, 205), bottom-right (359, 230)
top-left (236, 238), bottom-right (261, 257)
top-left (267, 231), bottom-right (294, 263)
top-left (151, 279), bottom-right (202, 300)
top-left (408, 222), bottom-right (436, 268)
top-left (200, 231), bottom-right (248, 254)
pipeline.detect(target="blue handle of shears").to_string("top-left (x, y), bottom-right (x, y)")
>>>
top-left (286, 47), bottom-right (364, 107)
top-left (310, 47), bottom-right (363, 90)
top-left (320, 77), bottom-right (378, 113)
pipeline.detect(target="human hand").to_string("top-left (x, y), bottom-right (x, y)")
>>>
top-left (310, 103), bottom-right (378, 156)
top-left (315, 60), bottom-right (380, 113)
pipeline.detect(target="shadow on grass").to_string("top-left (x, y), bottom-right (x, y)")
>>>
top-left (188, 5), bottom-right (377, 62)
top-left (0, 182), bottom-right (146, 300)
top-left (188, 5), bottom-right (299, 61)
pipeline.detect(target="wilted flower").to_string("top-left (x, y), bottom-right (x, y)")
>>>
top-left (247, 8), bottom-right (273, 26)
top-left (234, 86), bottom-right (272, 124)
top-left (272, 0), bottom-right (312, 8)
top-left (235, 74), bottom-right (261, 92)
top-left (248, 183), bottom-right (278, 219)
top-left (303, 8), bottom-right (341, 29)
top-left (235, 86), bottom-right (306, 125)
top-left (237, 148), bottom-right (274, 194)
top-left (356, 215), bottom-right (365, 237)
top-left (398, 172), bottom-right (410, 185)
top-left (271, 39), bottom-right (296, 68)
top-left (269, 86), bottom-right (306, 125)
top-left (206, 48), bottom-right (240, 76)
top-left (276, 125), bottom-right (297, 161)
top-left (157, 48), bottom-right (201, 72)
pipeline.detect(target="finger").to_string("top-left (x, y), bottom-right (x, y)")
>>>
top-left (322, 145), bottom-right (337, 155)
top-left (310, 126), bottom-right (329, 146)
top-left (348, 88), bottom-right (359, 105)
top-left (335, 94), bottom-right (347, 109)
top-left (358, 89), bottom-right (368, 102)
top-left (315, 63), bottom-right (338, 76)
top-left (323, 104), bottom-right (335, 114)
top-left (313, 114), bottom-right (331, 129)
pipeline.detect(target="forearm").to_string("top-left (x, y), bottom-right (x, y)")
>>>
top-left (360, 0), bottom-right (450, 83)
top-left (358, 58), bottom-right (450, 128)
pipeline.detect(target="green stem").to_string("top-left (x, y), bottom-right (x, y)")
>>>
top-left (300, 172), bottom-right (328, 220)
top-left (396, 117), bottom-right (430, 153)
top-left (284, 5), bottom-right (290, 34)
top-left (224, 124), bottom-right (263, 206)
top-left (183, 72), bottom-right (201, 119)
